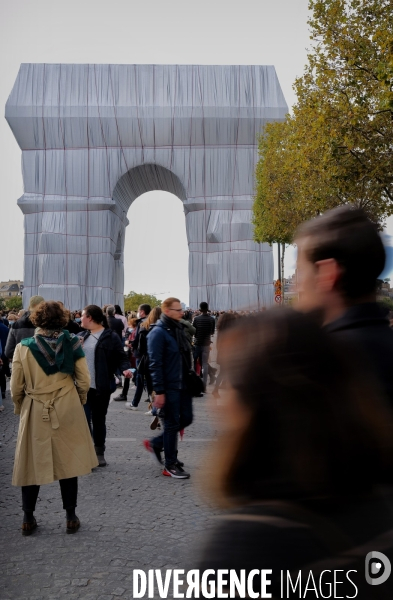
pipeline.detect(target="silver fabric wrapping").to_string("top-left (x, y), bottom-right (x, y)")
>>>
top-left (6, 64), bottom-right (287, 310)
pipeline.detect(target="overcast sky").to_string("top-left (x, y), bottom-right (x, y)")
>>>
top-left (1, 0), bottom-right (390, 304)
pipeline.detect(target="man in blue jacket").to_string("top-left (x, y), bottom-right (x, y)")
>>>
top-left (145, 297), bottom-right (193, 479)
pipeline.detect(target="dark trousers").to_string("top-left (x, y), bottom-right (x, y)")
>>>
top-left (122, 376), bottom-right (130, 397)
top-left (0, 356), bottom-right (10, 395)
top-left (22, 477), bottom-right (78, 511)
top-left (132, 359), bottom-right (145, 406)
top-left (151, 389), bottom-right (193, 467)
top-left (84, 388), bottom-right (111, 450)
top-left (193, 345), bottom-right (210, 389)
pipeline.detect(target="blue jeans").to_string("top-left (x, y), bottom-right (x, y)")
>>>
top-left (193, 345), bottom-right (210, 390)
top-left (151, 389), bottom-right (193, 467)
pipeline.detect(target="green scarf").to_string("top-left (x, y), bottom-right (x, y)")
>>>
top-left (21, 328), bottom-right (85, 376)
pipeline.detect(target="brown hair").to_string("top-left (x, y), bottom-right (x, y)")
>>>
top-left (211, 309), bottom-right (393, 505)
top-left (161, 297), bottom-right (180, 310)
top-left (128, 316), bottom-right (138, 328)
top-left (141, 306), bottom-right (162, 329)
top-left (30, 301), bottom-right (69, 330)
top-left (83, 305), bottom-right (109, 328)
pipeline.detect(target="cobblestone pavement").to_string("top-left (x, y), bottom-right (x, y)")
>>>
top-left (0, 377), bottom-right (224, 599)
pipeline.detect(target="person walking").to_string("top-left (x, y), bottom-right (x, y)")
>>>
top-left (192, 302), bottom-right (215, 391)
top-left (0, 339), bottom-right (3, 412)
top-left (126, 304), bottom-right (151, 410)
top-left (5, 295), bottom-right (45, 360)
top-left (80, 305), bottom-right (133, 466)
top-left (145, 297), bottom-right (193, 479)
top-left (114, 305), bottom-right (128, 338)
top-left (10, 301), bottom-right (98, 535)
top-left (0, 318), bottom-right (10, 401)
top-left (106, 305), bottom-right (124, 341)
top-left (113, 316), bottom-right (137, 402)
top-left (137, 306), bottom-right (162, 420)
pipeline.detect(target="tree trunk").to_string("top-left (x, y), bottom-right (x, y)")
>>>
top-left (281, 244), bottom-right (285, 303)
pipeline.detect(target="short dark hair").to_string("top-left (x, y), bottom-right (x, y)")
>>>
top-left (138, 304), bottom-right (151, 315)
top-left (200, 302), bottom-right (208, 312)
top-left (296, 206), bottom-right (385, 300)
top-left (30, 301), bottom-right (69, 330)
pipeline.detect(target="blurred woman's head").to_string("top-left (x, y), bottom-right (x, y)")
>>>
top-left (216, 311), bottom-right (240, 332)
top-left (30, 301), bottom-right (69, 331)
top-left (114, 305), bottom-right (123, 316)
top-left (212, 309), bottom-right (393, 505)
top-left (81, 305), bottom-right (108, 330)
top-left (128, 316), bottom-right (138, 328)
top-left (141, 306), bottom-right (162, 329)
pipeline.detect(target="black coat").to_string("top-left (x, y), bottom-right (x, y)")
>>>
top-left (107, 315), bottom-right (124, 340)
top-left (80, 328), bottom-right (130, 393)
top-left (5, 312), bottom-right (35, 359)
top-left (325, 302), bottom-right (393, 405)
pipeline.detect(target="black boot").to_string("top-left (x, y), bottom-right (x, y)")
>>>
top-left (94, 446), bottom-right (107, 467)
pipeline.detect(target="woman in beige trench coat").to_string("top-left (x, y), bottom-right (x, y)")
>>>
top-left (11, 301), bottom-right (98, 535)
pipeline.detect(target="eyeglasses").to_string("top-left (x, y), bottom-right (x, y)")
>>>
top-left (169, 308), bottom-right (183, 312)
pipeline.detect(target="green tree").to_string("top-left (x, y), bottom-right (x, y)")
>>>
top-left (6, 296), bottom-right (23, 310)
top-left (0, 297), bottom-right (6, 311)
top-left (124, 291), bottom-right (161, 313)
top-left (253, 0), bottom-right (393, 244)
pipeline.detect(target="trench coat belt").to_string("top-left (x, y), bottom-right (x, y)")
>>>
top-left (24, 377), bottom-right (75, 430)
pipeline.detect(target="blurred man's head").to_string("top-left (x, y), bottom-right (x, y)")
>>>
top-left (295, 207), bottom-right (385, 323)
top-left (138, 304), bottom-right (151, 318)
top-left (106, 305), bottom-right (115, 317)
top-left (199, 302), bottom-right (208, 313)
top-left (162, 297), bottom-right (183, 321)
top-left (28, 295), bottom-right (45, 311)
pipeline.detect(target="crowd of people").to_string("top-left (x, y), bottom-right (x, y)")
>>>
top-left (0, 289), bottom-right (222, 532)
top-left (2, 205), bottom-right (393, 596)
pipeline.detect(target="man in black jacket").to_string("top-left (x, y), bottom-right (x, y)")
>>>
top-left (193, 302), bottom-right (215, 391)
top-left (5, 295), bottom-right (45, 360)
top-left (296, 206), bottom-right (393, 402)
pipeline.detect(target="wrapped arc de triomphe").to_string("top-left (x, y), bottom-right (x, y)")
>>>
top-left (5, 64), bottom-right (287, 310)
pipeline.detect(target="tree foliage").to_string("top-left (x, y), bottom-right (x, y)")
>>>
top-left (124, 291), bottom-right (161, 313)
top-left (253, 0), bottom-right (393, 244)
top-left (6, 296), bottom-right (23, 310)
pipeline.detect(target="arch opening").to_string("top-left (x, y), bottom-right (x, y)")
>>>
top-left (112, 164), bottom-right (189, 307)
top-left (112, 164), bottom-right (187, 215)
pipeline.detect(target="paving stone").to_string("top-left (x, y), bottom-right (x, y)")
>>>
top-left (0, 381), bottom-right (221, 598)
